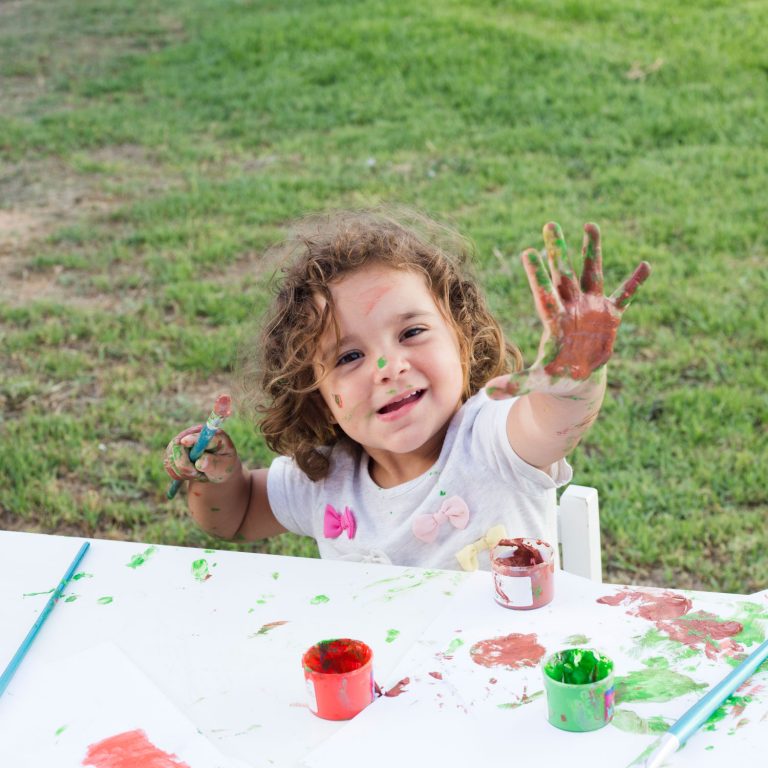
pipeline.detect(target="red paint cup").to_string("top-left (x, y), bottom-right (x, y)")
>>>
top-left (490, 538), bottom-right (555, 610)
top-left (302, 638), bottom-right (375, 720)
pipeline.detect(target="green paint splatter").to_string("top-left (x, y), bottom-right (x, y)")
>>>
top-left (23, 589), bottom-right (54, 597)
top-left (310, 594), bottom-right (330, 604)
top-left (271, 572), bottom-right (279, 580)
top-left (54, 725), bottom-right (68, 736)
top-left (251, 620), bottom-right (288, 637)
top-left (204, 549), bottom-right (216, 553)
top-left (612, 709), bottom-right (672, 734)
top-left (64, 595), bottom-right (78, 603)
top-left (615, 668), bottom-right (706, 704)
top-left (126, 546), bottom-right (156, 569)
top-left (444, 637), bottom-right (464, 655)
top-left (192, 559), bottom-right (211, 581)
top-left (385, 629), bottom-right (400, 643)
top-left (72, 572), bottom-right (92, 581)
top-left (732, 602), bottom-right (768, 646)
top-left (377, 356), bottom-right (387, 369)
top-left (564, 634), bottom-right (590, 645)
top-left (642, 656), bottom-right (670, 669)
top-left (97, 596), bottom-right (113, 605)
top-left (497, 690), bottom-right (544, 709)
top-left (362, 569), bottom-right (445, 601)
top-left (439, 490), bottom-right (446, 496)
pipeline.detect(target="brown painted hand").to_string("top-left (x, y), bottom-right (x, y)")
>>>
top-left (163, 426), bottom-right (240, 484)
top-left (487, 222), bottom-right (650, 398)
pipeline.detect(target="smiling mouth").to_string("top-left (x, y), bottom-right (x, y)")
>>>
top-left (377, 390), bottom-right (424, 414)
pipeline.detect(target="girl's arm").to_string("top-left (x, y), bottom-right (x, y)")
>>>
top-left (165, 428), bottom-right (287, 540)
top-left (486, 222), bottom-right (650, 469)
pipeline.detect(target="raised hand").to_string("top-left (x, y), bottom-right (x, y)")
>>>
top-left (487, 222), bottom-right (650, 399)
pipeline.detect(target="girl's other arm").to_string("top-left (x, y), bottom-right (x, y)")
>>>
top-left (165, 428), bottom-right (287, 540)
top-left (486, 222), bottom-right (650, 470)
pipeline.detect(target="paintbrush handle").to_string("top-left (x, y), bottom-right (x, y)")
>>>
top-left (0, 541), bottom-right (90, 697)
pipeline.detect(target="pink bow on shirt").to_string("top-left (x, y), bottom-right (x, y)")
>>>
top-left (411, 496), bottom-right (470, 544)
top-left (324, 504), bottom-right (357, 539)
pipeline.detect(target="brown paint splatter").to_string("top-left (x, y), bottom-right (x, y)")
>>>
top-left (597, 587), bottom-right (692, 621)
top-left (384, 677), bottom-right (410, 697)
top-left (428, 671), bottom-right (443, 680)
top-left (469, 633), bottom-right (546, 670)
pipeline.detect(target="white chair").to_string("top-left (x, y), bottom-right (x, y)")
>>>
top-left (556, 485), bottom-right (602, 582)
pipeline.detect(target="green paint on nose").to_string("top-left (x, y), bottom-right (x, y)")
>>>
top-left (377, 357), bottom-right (387, 369)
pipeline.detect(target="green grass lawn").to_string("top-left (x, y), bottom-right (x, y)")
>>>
top-left (1, 0), bottom-right (766, 592)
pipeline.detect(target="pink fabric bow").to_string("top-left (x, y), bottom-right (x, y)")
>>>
top-left (412, 496), bottom-right (470, 544)
top-left (324, 504), bottom-right (357, 539)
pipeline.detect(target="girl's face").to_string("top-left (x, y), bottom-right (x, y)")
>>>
top-left (314, 265), bottom-right (464, 483)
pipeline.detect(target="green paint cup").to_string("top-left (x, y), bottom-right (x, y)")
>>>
top-left (542, 648), bottom-right (615, 732)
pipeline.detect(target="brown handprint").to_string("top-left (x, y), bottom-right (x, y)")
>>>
top-left (488, 222), bottom-right (650, 398)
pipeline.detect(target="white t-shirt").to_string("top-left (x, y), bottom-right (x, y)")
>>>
top-left (267, 390), bottom-right (572, 571)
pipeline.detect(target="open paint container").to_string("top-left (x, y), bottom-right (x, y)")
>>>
top-left (490, 538), bottom-right (554, 610)
top-left (542, 648), bottom-right (615, 732)
top-left (302, 638), bottom-right (375, 720)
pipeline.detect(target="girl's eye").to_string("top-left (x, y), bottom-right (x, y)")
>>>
top-left (402, 327), bottom-right (426, 340)
top-left (336, 350), bottom-right (363, 367)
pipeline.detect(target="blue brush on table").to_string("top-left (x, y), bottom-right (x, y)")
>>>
top-left (166, 393), bottom-right (232, 500)
top-left (0, 540), bottom-right (90, 697)
top-left (629, 635), bottom-right (768, 767)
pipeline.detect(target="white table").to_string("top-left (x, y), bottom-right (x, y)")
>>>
top-left (1, 531), bottom-right (766, 767)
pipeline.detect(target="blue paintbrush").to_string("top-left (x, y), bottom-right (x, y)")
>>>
top-left (629, 635), bottom-right (768, 767)
top-left (0, 540), bottom-right (90, 697)
top-left (166, 393), bottom-right (232, 499)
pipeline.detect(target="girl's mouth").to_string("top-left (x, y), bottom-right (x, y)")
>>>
top-left (377, 390), bottom-right (424, 415)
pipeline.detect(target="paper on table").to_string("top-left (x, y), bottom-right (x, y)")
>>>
top-left (304, 572), bottom-right (768, 768)
top-left (0, 642), bottom-right (260, 768)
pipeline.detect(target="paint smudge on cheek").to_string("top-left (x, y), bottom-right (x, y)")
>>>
top-left (82, 728), bottom-right (190, 768)
top-left (469, 633), bottom-right (546, 670)
top-left (333, 393), bottom-right (343, 408)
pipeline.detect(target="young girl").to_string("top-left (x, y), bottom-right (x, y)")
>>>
top-left (163, 210), bottom-right (650, 571)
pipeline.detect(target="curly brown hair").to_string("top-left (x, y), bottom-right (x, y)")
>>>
top-left (238, 208), bottom-right (522, 480)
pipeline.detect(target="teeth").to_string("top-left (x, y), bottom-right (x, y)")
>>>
top-left (380, 390), bottom-right (420, 413)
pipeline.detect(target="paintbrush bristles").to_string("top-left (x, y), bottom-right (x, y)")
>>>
top-left (213, 393), bottom-right (232, 419)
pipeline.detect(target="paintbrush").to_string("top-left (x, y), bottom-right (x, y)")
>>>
top-left (0, 540), bottom-right (90, 697)
top-left (166, 393), bottom-right (232, 499)
top-left (629, 635), bottom-right (768, 767)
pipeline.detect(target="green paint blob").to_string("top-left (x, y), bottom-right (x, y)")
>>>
top-left (377, 356), bottom-right (387, 369)
top-left (544, 649), bottom-right (613, 684)
top-left (385, 629), bottom-right (400, 643)
top-left (192, 559), bottom-right (211, 581)
top-left (612, 709), bottom-right (672, 735)
top-left (615, 668), bottom-right (706, 704)
top-left (126, 546), bottom-right (157, 569)
top-left (72, 572), bottom-right (92, 581)
top-left (564, 634), bottom-right (590, 646)
top-left (310, 594), bottom-right (330, 604)
top-left (97, 596), bottom-right (113, 605)
top-left (271, 572), bottom-right (279, 580)
top-left (55, 725), bottom-right (68, 736)
top-left (64, 595), bottom-right (78, 603)
top-left (23, 589), bottom-right (54, 597)
top-left (444, 637), bottom-right (464, 655)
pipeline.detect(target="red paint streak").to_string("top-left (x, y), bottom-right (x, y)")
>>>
top-left (597, 587), bottom-right (692, 621)
top-left (658, 611), bottom-right (743, 659)
top-left (83, 729), bottom-right (190, 768)
top-left (493, 538), bottom-right (544, 567)
top-left (469, 633), bottom-right (546, 670)
top-left (598, 588), bottom-right (743, 658)
top-left (428, 671), bottom-right (443, 680)
top-left (384, 677), bottom-right (410, 697)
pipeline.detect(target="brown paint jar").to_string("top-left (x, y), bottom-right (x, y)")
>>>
top-left (490, 538), bottom-right (555, 610)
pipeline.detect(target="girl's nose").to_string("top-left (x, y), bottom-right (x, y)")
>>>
top-left (375, 353), bottom-right (409, 381)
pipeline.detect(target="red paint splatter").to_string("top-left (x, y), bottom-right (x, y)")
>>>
top-left (83, 729), bottom-right (190, 768)
top-left (469, 633), bottom-right (546, 670)
top-left (384, 677), bottom-right (411, 697)
top-left (597, 587), bottom-right (692, 620)
top-left (597, 588), bottom-right (743, 658)
top-left (428, 671), bottom-right (443, 680)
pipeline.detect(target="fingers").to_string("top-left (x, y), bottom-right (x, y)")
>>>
top-left (162, 427), bottom-right (237, 484)
top-left (486, 372), bottom-right (528, 400)
top-left (194, 452), bottom-right (241, 484)
top-left (609, 261), bottom-right (652, 310)
top-left (521, 247), bottom-right (563, 335)
top-left (580, 222), bottom-right (604, 295)
top-left (543, 221), bottom-right (578, 303)
top-left (164, 435), bottom-right (205, 482)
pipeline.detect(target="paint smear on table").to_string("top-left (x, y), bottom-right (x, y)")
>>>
top-left (126, 547), bottom-right (157, 569)
top-left (250, 620), bottom-right (288, 637)
top-left (97, 596), bottom-right (113, 605)
top-left (497, 689), bottom-right (544, 710)
top-left (470, 633), bottom-right (546, 670)
top-left (310, 594), bottom-right (329, 604)
top-left (598, 588), bottom-right (744, 658)
top-left (385, 629), bottom-right (400, 643)
top-left (612, 709), bottom-right (673, 734)
top-left (361, 569), bottom-right (447, 601)
top-left (82, 728), bottom-right (190, 768)
top-left (191, 559), bottom-right (211, 582)
top-left (614, 668), bottom-right (706, 704)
